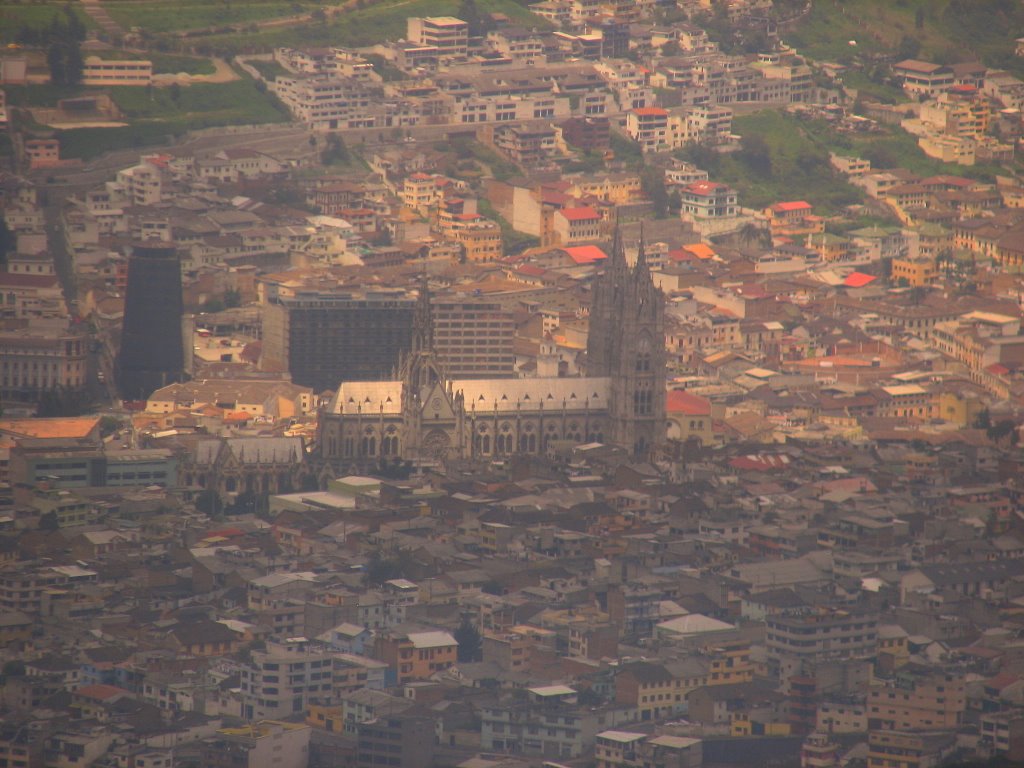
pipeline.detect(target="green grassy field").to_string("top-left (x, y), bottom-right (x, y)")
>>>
top-left (72, 49), bottom-right (216, 75)
top-left (787, 0), bottom-right (1024, 75)
top-left (705, 112), bottom-right (865, 214)
top-left (195, 0), bottom-right (550, 54)
top-left (44, 75), bottom-right (289, 160)
top-left (107, 78), bottom-right (288, 124)
top-left (684, 110), bottom-right (1008, 215)
top-left (103, 0), bottom-right (315, 33)
top-left (248, 59), bottom-right (289, 81)
top-left (149, 53), bottom-right (216, 75)
top-left (0, 3), bottom-right (94, 41)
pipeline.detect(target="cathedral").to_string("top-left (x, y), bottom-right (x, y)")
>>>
top-left (317, 229), bottom-right (666, 466)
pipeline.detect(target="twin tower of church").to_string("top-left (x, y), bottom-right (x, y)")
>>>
top-left (318, 228), bottom-right (666, 465)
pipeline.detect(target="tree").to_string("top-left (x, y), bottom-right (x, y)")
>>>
top-left (897, 35), bottom-right (921, 61)
top-left (195, 489), bottom-right (223, 517)
top-left (169, 83), bottom-right (182, 103)
top-left (457, 0), bottom-right (485, 37)
top-left (454, 615), bottom-right (482, 662)
top-left (739, 133), bottom-right (772, 176)
top-left (63, 41), bottom-right (83, 85)
top-left (915, 6), bottom-right (926, 29)
top-left (362, 552), bottom-right (404, 587)
top-left (47, 43), bottom-right (66, 86)
top-left (99, 415), bottom-right (122, 437)
top-left (988, 419), bottom-right (1019, 446)
top-left (38, 511), bottom-right (60, 531)
top-left (227, 490), bottom-right (258, 515)
top-left (224, 288), bottom-right (242, 309)
top-left (975, 408), bottom-right (992, 430)
top-left (738, 221), bottom-right (769, 251)
top-left (321, 133), bottom-right (351, 166)
top-left (640, 165), bottom-right (669, 218)
top-left (0, 219), bottom-right (14, 269)
top-left (64, 3), bottom-right (87, 41)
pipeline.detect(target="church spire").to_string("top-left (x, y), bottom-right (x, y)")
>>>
top-left (607, 217), bottom-right (629, 284)
top-left (412, 275), bottom-right (434, 354)
top-left (634, 222), bottom-right (648, 272)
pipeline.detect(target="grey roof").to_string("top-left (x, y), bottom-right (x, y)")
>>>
top-left (918, 559), bottom-right (1024, 587)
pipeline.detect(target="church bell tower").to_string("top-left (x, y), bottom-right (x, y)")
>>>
top-left (586, 226), bottom-right (666, 458)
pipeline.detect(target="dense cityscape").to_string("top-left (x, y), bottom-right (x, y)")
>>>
top-left (2, 0), bottom-right (1024, 766)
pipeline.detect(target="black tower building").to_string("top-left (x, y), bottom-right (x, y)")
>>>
top-left (116, 241), bottom-right (185, 400)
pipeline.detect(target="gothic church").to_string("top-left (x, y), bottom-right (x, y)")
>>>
top-left (317, 229), bottom-right (666, 466)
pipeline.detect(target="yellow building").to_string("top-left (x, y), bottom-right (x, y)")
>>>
top-left (806, 232), bottom-right (852, 262)
top-left (891, 255), bottom-right (937, 287)
top-left (81, 56), bottom-right (153, 86)
top-left (455, 221), bottom-right (503, 261)
top-left (566, 173), bottom-right (643, 204)
top-left (731, 717), bottom-right (791, 737)
top-left (933, 388), bottom-right (986, 427)
top-left (867, 672), bottom-right (965, 731)
top-left (707, 640), bottom-right (754, 686)
top-left (868, 730), bottom-right (955, 768)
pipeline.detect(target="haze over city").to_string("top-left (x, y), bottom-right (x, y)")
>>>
top-left (1, 1), bottom-right (1024, 767)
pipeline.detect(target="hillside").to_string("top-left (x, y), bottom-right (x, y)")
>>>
top-left (785, 0), bottom-right (1024, 74)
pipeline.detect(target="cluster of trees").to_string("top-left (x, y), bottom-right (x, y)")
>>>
top-left (321, 133), bottom-right (352, 166)
top-left (975, 409), bottom-right (1021, 446)
top-left (36, 385), bottom-right (92, 417)
top-left (30, 5), bottom-right (88, 86)
top-left (200, 288), bottom-right (242, 313)
top-left (0, 219), bottom-right (14, 271)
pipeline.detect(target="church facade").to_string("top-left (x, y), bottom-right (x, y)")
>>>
top-left (317, 230), bottom-right (666, 466)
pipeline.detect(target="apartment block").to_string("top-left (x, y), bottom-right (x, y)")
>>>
top-left (432, 297), bottom-right (515, 378)
top-left (260, 288), bottom-right (415, 391)
top-left (406, 17), bottom-right (469, 59)
top-left (867, 672), bottom-right (965, 731)
top-left (766, 608), bottom-right (879, 664)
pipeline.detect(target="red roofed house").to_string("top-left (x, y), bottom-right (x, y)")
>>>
top-left (764, 201), bottom-right (823, 238)
top-left (553, 206), bottom-right (603, 245)
top-left (626, 107), bottom-right (669, 151)
top-left (666, 389), bottom-right (713, 444)
top-left (843, 272), bottom-right (877, 289)
top-left (562, 244), bottom-right (608, 264)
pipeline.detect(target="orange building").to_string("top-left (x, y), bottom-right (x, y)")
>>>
top-left (374, 629), bottom-right (458, 684)
top-left (764, 201), bottom-right (823, 238)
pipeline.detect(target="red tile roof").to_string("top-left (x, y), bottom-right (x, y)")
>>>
top-left (0, 273), bottom-right (60, 288)
top-left (843, 272), bottom-right (877, 288)
top-left (683, 181), bottom-right (728, 195)
top-left (76, 684), bottom-right (129, 701)
top-left (770, 201), bottom-right (812, 213)
top-left (632, 107), bottom-right (668, 117)
top-left (667, 389), bottom-right (711, 416)
top-left (563, 245), bottom-right (607, 264)
top-left (558, 206), bottom-right (601, 222)
top-left (517, 264), bottom-right (547, 277)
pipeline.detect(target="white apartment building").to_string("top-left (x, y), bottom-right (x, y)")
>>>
top-left (240, 638), bottom-right (334, 721)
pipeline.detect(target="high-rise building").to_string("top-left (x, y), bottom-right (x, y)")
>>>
top-left (432, 297), bottom-right (515, 379)
top-left (260, 289), bottom-right (415, 392)
top-left (116, 242), bottom-right (184, 400)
